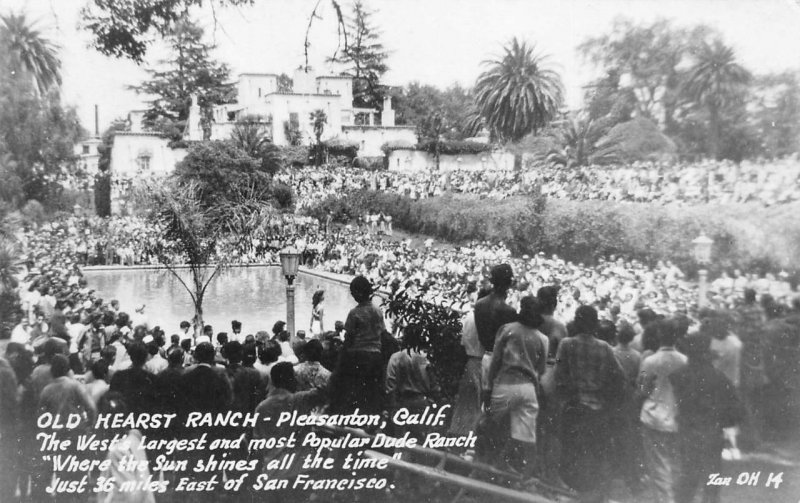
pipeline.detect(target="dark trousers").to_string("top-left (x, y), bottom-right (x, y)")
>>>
top-left (675, 429), bottom-right (724, 503)
top-left (329, 351), bottom-right (385, 416)
top-left (559, 403), bottom-right (612, 497)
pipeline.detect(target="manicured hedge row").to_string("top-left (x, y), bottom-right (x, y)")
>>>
top-left (305, 189), bottom-right (800, 276)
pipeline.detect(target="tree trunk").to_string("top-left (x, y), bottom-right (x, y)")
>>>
top-left (709, 105), bottom-right (721, 160)
top-left (193, 294), bottom-right (204, 339)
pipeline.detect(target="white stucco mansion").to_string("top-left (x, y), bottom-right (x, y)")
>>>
top-left (111, 66), bottom-right (416, 176)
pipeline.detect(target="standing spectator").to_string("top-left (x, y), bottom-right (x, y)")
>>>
top-left (0, 356), bottom-right (18, 503)
top-left (84, 359), bottom-right (110, 406)
top-left (449, 288), bottom-right (490, 436)
top-left (475, 264), bottom-right (518, 391)
top-left (310, 289), bottom-right (326, 337)
top-left (385, 325), bottom-right (439, 439)
top-left (225, 342), bottom-right (266, 413)
top-left (612, 321), bottom-right (645, 492)
top-left (329, 276), bottom-right (386, 415)
top-left (483, 296), bottom-right (548, 477)
top-left (638, 319), bottom-right (688, 503)
top-left (554, 305), bottom-right (624, 501)
top-left (109, 341), bottom-right (156, 415)
top-left (144, 340), bottom-right (168, 374)
top-left (736, 288), bottom-right (767, 450)
top-left (295, 340), bottom-right (332, 391)
top-left (36, 355), bottom-right (97, 502)
top-left (671, 333), bottom-right (744, 503)
top-left (536, 285), bottom-right (568, 486)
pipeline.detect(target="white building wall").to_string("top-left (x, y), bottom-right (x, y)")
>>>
top-left (110, 133), bottom-right (187, 177)
top-left (237, 74), bottom-right (278, 107)
top-left (266, 94), bottom-right (343, 146)
top-left (341, 126), bottom-right (417, 157)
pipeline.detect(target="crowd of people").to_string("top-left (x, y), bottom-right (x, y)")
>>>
top-left (277, 155), bottom-right (800, 207)
top-left (3, 254), bottom-right (798, 502)
top-left (17, 214), bottom-right (799, 329)
top-left (4, 154), bottom-right (800, 501)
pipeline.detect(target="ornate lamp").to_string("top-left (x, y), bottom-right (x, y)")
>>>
top-left (279, 247), bottom-right (301, 336)
top-left (691, 233), bottom-right (713, 308)
top-left (279, 247), bottom-right (301, 285)
top-left (692, 234), bottom-right (713, 265)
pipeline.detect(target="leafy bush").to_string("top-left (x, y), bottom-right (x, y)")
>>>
top-left (353, 156), bottom-right (385, 171)
top-left (324, 138), bottom-right (360, 159)
top-left (380, 140), bottom-right (415, 154)
top-left (382, 285), bottom-right (465, 402)
top-left (417, 139), bottom-right (493, 155)
top-left (175, 141), bottom-right (265, 209)
top-left (278, 145), bottom-right (310, 167)
top-left (270, 183), bottom-right (295, 212)
top-left (305, 190), bottom-right (800, 275)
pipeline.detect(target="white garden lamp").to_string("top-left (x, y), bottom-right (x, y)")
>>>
top-left (692, 234), bottom-right (713, 308)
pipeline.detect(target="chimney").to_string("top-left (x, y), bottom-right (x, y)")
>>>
top-left (94, 105), bottom-right (99, 137)
top-left (381, 96), bottom-right (395, 127)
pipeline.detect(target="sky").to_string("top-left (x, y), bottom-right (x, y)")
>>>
top-left (4, 0), bottom-right (800, 133)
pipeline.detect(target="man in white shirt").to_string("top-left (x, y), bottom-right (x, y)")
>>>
top-left (638, 319), bottom-right (688, 503)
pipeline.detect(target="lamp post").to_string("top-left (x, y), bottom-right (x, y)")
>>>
top-left (279, 247), bottom-right (301, 337)
top-left (692, 233), bottom-right (713, 309)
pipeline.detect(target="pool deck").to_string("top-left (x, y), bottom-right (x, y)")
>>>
top-left (81, 263), bottom-right (357, 289)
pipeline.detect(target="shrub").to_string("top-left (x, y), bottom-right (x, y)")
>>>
top-left (324, 139), bottom-right (360, 159)
top-left (279, 145), bottom-right (310, 167)
top-left (304, 190), bottom-right (800, 275)
top-left (380, 140), bottom-right (415, 155)
top-left (382, 285), bottom-right (465, 402)
top-left (417, 139), bottom-right (493, 156)
top-left (353, 156), bottom-right (385, 171)
top-left (270, 183), bottom-right (295, 211)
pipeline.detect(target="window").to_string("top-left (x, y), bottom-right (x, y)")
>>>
top-left (136, 155), bottom-right (151, 171)
top-left (258, 87), bottom-right (262, 97)
top-left (289, 112), bottom-right (299, 130)
top-left (82, 145), bottom-right (90, 154)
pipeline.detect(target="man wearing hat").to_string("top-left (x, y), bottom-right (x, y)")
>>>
top-left (474, 264), bottom-right (518, 393)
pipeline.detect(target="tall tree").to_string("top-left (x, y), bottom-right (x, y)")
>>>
top-left (747, 72), bottom-right (799, 158)
top-left (310, 109), bottom-right (327, 166)
top-left (0, 12), bottom-right (61, 96)
top-left (474, 38), bottom-right (563, 169)
top-left (229, 116), bottom-right (282, 176)
top-left (545, 113), bottom-right (621, 168)
top-left (683, 40), bottom-right (751, 160)
top-left (130, 18), bottom-right (233, 139)
top-left (0, 77), bottom-right (83, 205)
top-left (328, 0), bottom-right (388, 108)
top-left (148, 178), bottom-right (276, 337)
top-left (579, 18), bottom-right (716, 132)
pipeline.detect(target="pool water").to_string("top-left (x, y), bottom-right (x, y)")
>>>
top-left (83, 266), bottom-right (356, 337)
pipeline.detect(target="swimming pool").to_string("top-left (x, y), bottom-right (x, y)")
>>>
top-left (83, 266), bottom-right (357, 337)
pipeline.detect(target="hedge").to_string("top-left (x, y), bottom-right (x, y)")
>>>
top-left (305, 190), bottom-right (800, 277)
top-left (278, 145), bottom-right (310, 167)
top-left (380, 139), bottom-right (492, 156)
top-left (323, 139), bottom-right (360, 159)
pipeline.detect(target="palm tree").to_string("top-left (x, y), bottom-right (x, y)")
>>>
top-left (0, 12), bottom-right (62, 96)
top-left (474, 37), bottom-right (564, 170)
top-left (545, 114), bottom-right (621, 168)
top-left (310, 109), bottom-right (327, 166)
top-left (0, 238), bottom-right (21, 296)
top-left (683, 40), bottom-right (751, 160)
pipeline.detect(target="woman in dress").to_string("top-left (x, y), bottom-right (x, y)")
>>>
top-left (310, 289), bottom-right (325, 337)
